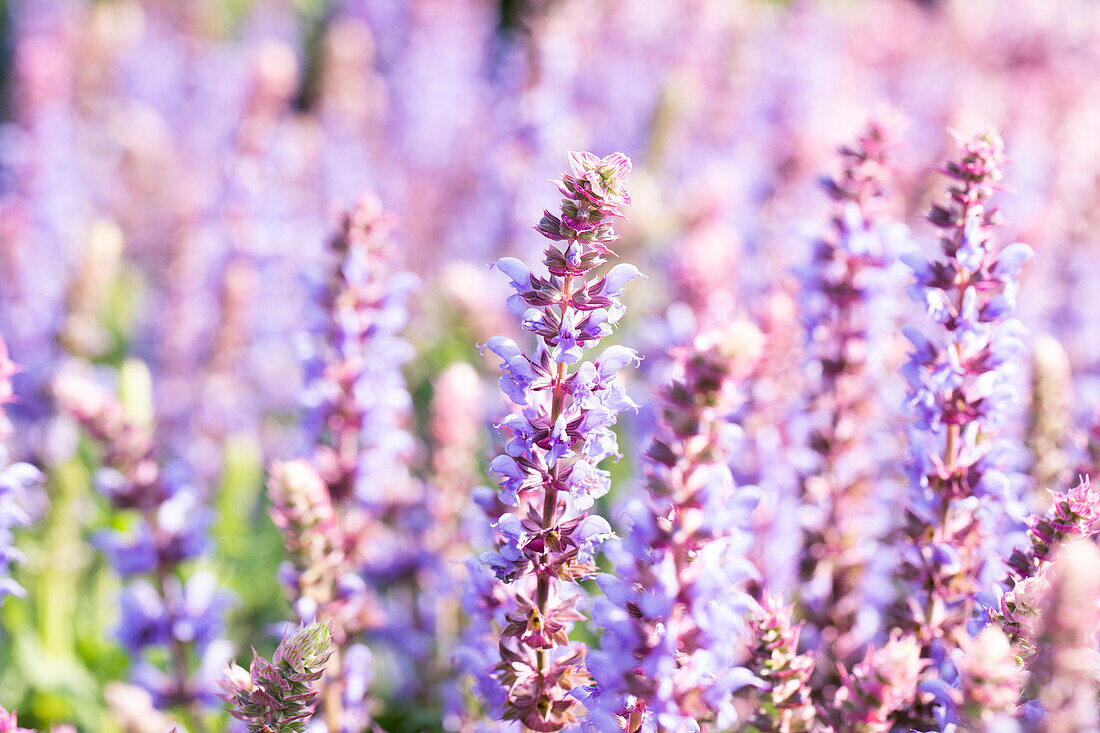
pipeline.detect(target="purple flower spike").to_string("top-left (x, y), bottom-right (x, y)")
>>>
top-left (53, 363), bottom-right (232, 713)
top-left (465, 151), bottom-right (638, 732)
top-left (277, 193), bottom-right (451, 723)
top-left (893, 128), bottom-right (1032, 728)
top-left (0, 337), bottom-right (40, 604)
top-left (793, 111), bottom-right (908, 682)
top-left (304, 195), bottom-right (417, 508)
top-left (991, 476), bottom-right (1100, 654)
top-left (589, 322), bottom-right (766, 732)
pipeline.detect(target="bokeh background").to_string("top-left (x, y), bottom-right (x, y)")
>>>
top-left (2, 0), bottom-right (1100, 730)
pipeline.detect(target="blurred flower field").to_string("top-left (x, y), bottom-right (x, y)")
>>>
top-left (3, 0), bottom-right (1100, 731)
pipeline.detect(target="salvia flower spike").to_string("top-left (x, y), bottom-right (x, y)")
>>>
top-left (894, 127), bottom-right (1032, 725)
top-left (0, 337), bottom-right (41, 603)
top-left (222, 622), bottom-right (334, 733)
top-left (834, 632), bottom-right (927, 732)
top-left (588, 322), bottom-right (766, 732)
top-left (474, 151), bottom-right (640, 732)
top-left (795, 109), bottom-right (908, 671)
top-left (991, 475), bottom-right (1100, 652)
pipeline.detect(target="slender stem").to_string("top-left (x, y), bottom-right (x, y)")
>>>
top-left (535, 272), bottom-right (574, 679)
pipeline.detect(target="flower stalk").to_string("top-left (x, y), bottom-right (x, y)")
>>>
top-left (477, 151), bottom-right (640, 731)
top-left (895, 128), bottom-right (1032, 726)
top-left (795, 110), bottom-right (907, 671)
top-left (589, 322), bottom-right (766, 732)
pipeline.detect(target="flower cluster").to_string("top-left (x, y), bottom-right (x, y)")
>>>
top-left (795, 111), bottom-right (908, 669)
top-left (52, 365), bottom-right (232, 711)
top-left (588, 322), bottom-right (765, 732)
top-left (273, 195), bottom-right (425, 727)
top-left (14, 0), bottom-right (1100, 728)
top-left (0, 339), bottom-right (40, 602)
top-left (476, 151), bottom-right (640, 732)
top-left (834, 633), bottom-right (926, 732)
top-left (953, 625), bottom-right (1024, 730)
top-left (535, 152), bottom-right (633, 254)
top-left (895, 128), bottom-right (1032, 725)
top-left (222, 622), bottom-right (334, 733)
top-left (1008, 476), bottom-right (1100, 573)
top-left (302, 194), bottom-right (418, 507)
top-left (268, 460), bottom-right (376, 645)
top-left (745, 595), bottom-right (819, 733)
top-left (992, 476), bottom-right (1100, 649)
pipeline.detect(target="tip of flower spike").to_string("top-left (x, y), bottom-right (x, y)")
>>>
top-left (268, 459), bottom-right (326, 502)
top-left (223, 625), bottom-right (331, 731)
top-left (279, 621), bottom-right (333, 671)
top-left (331, 193), bottom-right (397, 262)
top-left (940, 125), bottom-right (1008, 187)
top-left (567, 150), bottom-right (600, 174)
